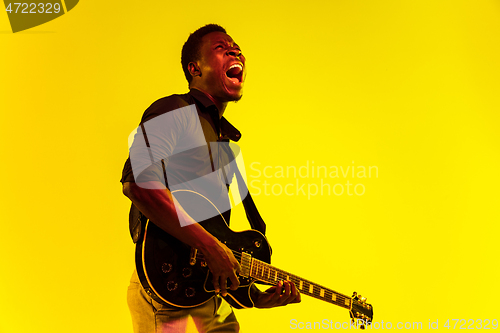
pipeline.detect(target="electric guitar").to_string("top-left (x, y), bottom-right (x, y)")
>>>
top-left (135, 190), bottom-right (374, 328)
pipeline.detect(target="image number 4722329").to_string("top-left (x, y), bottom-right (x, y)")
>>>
top-left (3, 0), bottom-right (79, 33)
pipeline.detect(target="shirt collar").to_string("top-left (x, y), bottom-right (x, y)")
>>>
top-left (188, 88), bottom-right (242, 142)
top-left (189, 88), bottom-right (216, 109)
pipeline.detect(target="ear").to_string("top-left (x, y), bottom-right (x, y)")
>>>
top-left (188, 62), bottom-right (202, 79)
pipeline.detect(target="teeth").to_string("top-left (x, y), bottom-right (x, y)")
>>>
top-left (228, 63), bottom-right (243, 71)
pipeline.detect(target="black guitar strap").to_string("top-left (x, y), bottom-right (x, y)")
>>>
top-left (233, 162), bottom-right (267, 235)
top-left (219, 141), bottom-right (267, 236)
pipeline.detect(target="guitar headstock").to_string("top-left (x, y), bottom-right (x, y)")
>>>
top-left (349, 292), bottom-right (374, 329)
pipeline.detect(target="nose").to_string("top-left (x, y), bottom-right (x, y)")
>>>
top-left (227, 49), bottom-right (242, 58)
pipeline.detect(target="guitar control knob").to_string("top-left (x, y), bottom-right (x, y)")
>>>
top-left (185, 287), bottom-right (196, 297)
top-left (167, 281), bottom-right (178, 291)
top-left (254, 240), bottom-right (261, 248)
top-left (162, 263), bottom-right (172, 274)
top-left (182, 268), bottom-right (192, 278)
top-left (200, 261), bottom-right (207, 267)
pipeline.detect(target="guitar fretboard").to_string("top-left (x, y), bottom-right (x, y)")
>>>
top-left (248, 258), bottom-right (352, 309)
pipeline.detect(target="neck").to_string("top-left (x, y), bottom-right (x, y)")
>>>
top-left (190, 87), bottom-right (227, 118)
top-left (246, 257), bottom-right (353, 309)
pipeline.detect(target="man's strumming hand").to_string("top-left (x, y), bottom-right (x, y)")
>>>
top-left (200, 239), bottom-right (241, 297)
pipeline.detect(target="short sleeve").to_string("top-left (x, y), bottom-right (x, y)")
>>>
top-left (121, 95), bottom-right (191, 185)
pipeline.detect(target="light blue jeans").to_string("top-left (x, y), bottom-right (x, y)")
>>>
top-left (127, 270), bottom-right (240, 333)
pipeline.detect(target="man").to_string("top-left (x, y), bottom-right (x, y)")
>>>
top-left (121, 24), bottom-right (300, 333)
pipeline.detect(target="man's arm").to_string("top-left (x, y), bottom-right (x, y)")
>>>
top-left (123, 181), bottom-right (241, 296)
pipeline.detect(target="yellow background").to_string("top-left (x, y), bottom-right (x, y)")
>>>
top-left (1, 0), bottom-right (499, 332)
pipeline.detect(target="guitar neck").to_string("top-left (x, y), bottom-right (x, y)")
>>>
top-left (247, 257), bottom-right (352, 309)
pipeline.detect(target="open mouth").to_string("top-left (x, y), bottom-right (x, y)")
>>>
top-left (225, 63), bottom-right (243, 84)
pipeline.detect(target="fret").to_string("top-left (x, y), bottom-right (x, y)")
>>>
top-left (302, 281), bottom-right (309, 293)
top-left (248, 258), bottom-right (352, 310)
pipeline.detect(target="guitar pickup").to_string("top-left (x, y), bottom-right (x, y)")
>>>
top-left (239, 252), bottom-right (252, 277)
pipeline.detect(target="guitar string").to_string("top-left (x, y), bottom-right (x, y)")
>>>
top-left (194, 252), bottom-right (353, 304)
top-left (189, 246), bottom-right (368, 316)
top-left (196, 251), bottom-right (347, 297)
top-left (197, 250), bottom-right (344, 296)
top-left (248, 258), bottom-right (350, 297)
top-left (192, 262), bottom-right (361, 312)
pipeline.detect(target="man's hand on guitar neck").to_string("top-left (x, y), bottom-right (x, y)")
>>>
top-left (252, 280), bottom-right (302, 308)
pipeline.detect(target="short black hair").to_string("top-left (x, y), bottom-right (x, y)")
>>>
top-left (181, 24), bottom-right (227, 84)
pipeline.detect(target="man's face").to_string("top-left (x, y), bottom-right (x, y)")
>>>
top-left (193, 31), bottom-right (246, 102)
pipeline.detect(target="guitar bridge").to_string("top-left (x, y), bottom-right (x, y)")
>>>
top-left (239, 252), bottom-right (252, 277)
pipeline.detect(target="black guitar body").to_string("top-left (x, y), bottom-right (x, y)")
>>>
top-left (135, 190), bottom-right (271, 309)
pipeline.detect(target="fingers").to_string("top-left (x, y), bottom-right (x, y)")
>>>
top-left (254, 280), bottom-right (302, 308)
top-left (273, 280), bottom-right (286, 303)
top-left (213, 271), bottom-right (240, 296)
top-left (212, 275), bottom-right (221, 294)
top-left (220, 274), bottom-right (228, 296)
top-left (212, 274), bottom-right (229, 296)
top-left (277, 280), bottom-right (301, 305)
top-left (273, 280), bottom-right (284, 298)
top-left (229, 271), bottom-right (240, 291)
top-left (207, 242), bottom-right (241, 296)
top-left (284, 279), bottom-right (291, 296)
top-left (289, 280), bottom-right (301, 303)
